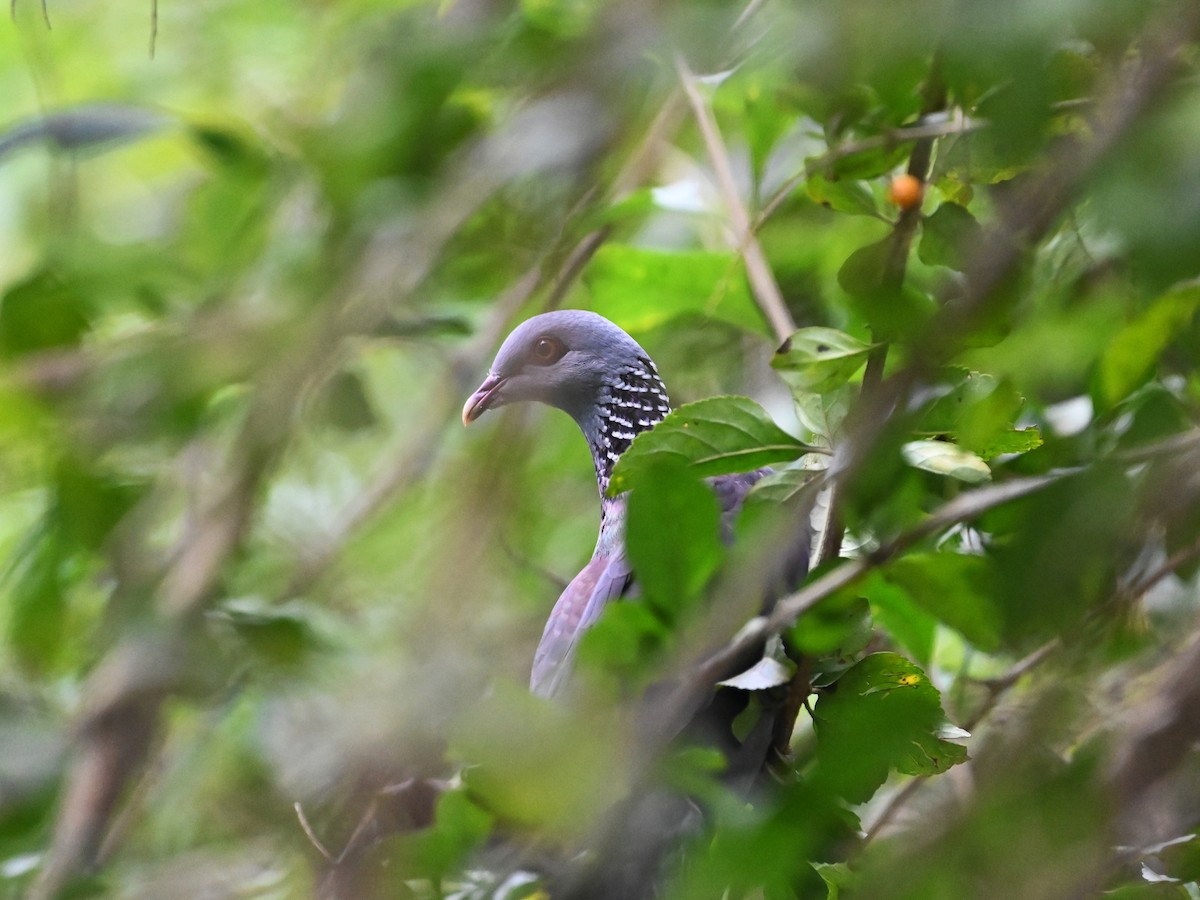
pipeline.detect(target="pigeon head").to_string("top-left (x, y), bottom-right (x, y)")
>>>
top-left (463, 310), bottom-right (672, 494)
top-left (463, 310), bottom-right (655, 427)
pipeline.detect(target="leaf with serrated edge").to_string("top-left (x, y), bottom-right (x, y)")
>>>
top-left (773, 327), bottom-right (874, 393)
top-left (607, 396), bottom-right (821, 495)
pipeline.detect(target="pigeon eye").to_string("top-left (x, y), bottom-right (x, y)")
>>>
top-left (530, 335), bottom-right (566, 365)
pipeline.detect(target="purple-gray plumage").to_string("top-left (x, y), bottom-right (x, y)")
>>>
top-left (463, 310), bottom-right (782, 698)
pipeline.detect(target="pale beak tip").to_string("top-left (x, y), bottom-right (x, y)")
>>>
top-left (462, 373), bottom-right (504, 427)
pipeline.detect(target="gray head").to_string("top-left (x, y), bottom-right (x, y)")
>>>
top-left (463, 310), bottom-right (671, 494)
top-left (462, 310), bottom-right (656, 427)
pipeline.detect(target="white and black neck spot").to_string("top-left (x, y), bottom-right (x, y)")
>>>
top-left (588, 356), bottom-right (671, 496)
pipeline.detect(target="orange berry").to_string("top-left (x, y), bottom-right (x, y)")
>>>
top-left (887, 173), bottom-right (924, 210)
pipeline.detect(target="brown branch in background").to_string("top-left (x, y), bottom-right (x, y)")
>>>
top-left (675, 52), bottom-right (797, 345)
top-left (1109, 627), bottom-right (1200, 809)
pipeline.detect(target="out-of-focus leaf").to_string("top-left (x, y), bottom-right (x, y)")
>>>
top-left (978, 427), bottom-right (1042, 458)
top-left (983, 466), bottom-right (1133, 641)
top-left (837, 239), bottom-right (891, 299)
top-left (901, 440), bottom-right (992, 482)
top-left (813, 861), bottom-right (854, 900)
top-left (1094, 283), bottom-right (1200, 410)
top-left (919, 369), bottom-right (1040, 459)
top-left (883, 553), bottom-right (1003, 651)
top-left (584, 245), bottom-right (763, 334)
top-left (375, 314), bottom-right (471, 339)
top-left (608, 397), bottom-right (816, 495)
top-left (576, 602), bottom-right (669, 687)
top-left (520, 0), bottom-right (601, 37)
top-left (313, 370), bottom-right (377, 432)
top-left (458, 685), bottom-right (629, 834)
top-left (0, 271), bottom-right (91, 357)
top-left (8, 534), bottom-right (66, 675)
top-left (791, 594), bottom-right (872, 659)
top-left (806, 173), bottom-right (879, 217)
top-left (772, 327), bottom-right (873, 393)
top-left (214, 599), bottom-right (324, 670)
top-left (814, 652), bottom-right (968, 804)
top-left (747, 467), bottom-right (820, 504)
top-left (53, 459), bottom-right (142, 552)
top-left (658, 745), bottom-right (728, 803)
top-left (1049, 44), bottom-right (1101, 103)
top-left (187, 121), bottom-right (272, 176)
top-left (625, 460), bottom-right (724, 625)
top-left (400, 787), bottom-right (494, 883)
top-left (836, 240), bottom-right (938, 339)
top-left (863, 571), bottom-right (938, 666)
top-left (918, 202), bottom-right (983, 271)
top-left (827, 141), bottom-right (911, 180)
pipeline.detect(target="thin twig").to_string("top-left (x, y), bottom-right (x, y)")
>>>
top-left (295, 802), bottom-right (334, 863)
top-left (755, 110), bottom-right (983, 227)
top-left (149, 0), bottom-right (158, 58)
top-left (1127, 535), bottom-right (1200, 601)
top-left (674, 52), bottom-right (796, 345)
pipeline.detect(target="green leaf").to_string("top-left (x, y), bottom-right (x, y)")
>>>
top-left (0, 271), bottom-right (92, 357)
top-left (901, 440), bottom-right (992, 483)
top-left (977, 427), bottom-right (1042, 458)
top-left (8, 533), bottom-right (66, 675)
top-left (608, 397), bottom-right (817, 495)
top-left (575, 602), bottom-right (669, 686)
top-left (215, 598), bottom-right (324, 670)
top-left (772, 327), bottom-right (873, 393)
top-left (1094, 283), bottom-right (1200, 410)
top-left (53, 459), bottom-right (142, 552)
top-left (747, 467), bottom-right (820, 504)
top-left (863, 571), bottom-right (938, 665)
top-left (828, 141), bottom-right (911, 180)
top-left (836, 240), bottom-right (938, 339)
top-left (625, 460), bottom-right (724, 625)
top-left (918, 370), bottom-right (1040, 459)
top-left (814, 652), bottom-right (968, 804)
top-left (790, 594), bottom-right (872, 658)
top-left (883, 553), bottom-right (1003, 651)
top-left (584, 245), bottom-right (764, 335)
top-left (314, 370), bottom-right (378, 432)
top-left (401, 787), bottom-right (495, 883)
top-left (806, 173), bottom-right (879, 217)
top-left (918, 202), bottom-right (983, 271)
top-left (813, 861), bottom-right (855, 900)
top-left (836, 239), bottom-right (890, 299)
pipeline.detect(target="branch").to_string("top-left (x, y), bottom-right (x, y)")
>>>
top-left (756, 108), bottom-right (982, 227)
top-left (674, 53), bottom-right (796, 345)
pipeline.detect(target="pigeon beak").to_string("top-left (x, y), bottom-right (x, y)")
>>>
top-left (462, 373), bottom-right (507, 425)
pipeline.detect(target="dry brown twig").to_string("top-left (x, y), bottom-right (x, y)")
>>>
top-left (674, 51), bottom-right (797, 345)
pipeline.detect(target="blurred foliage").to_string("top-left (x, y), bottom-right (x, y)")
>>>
top-left (0, 0), bottom-right (1198, 897)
